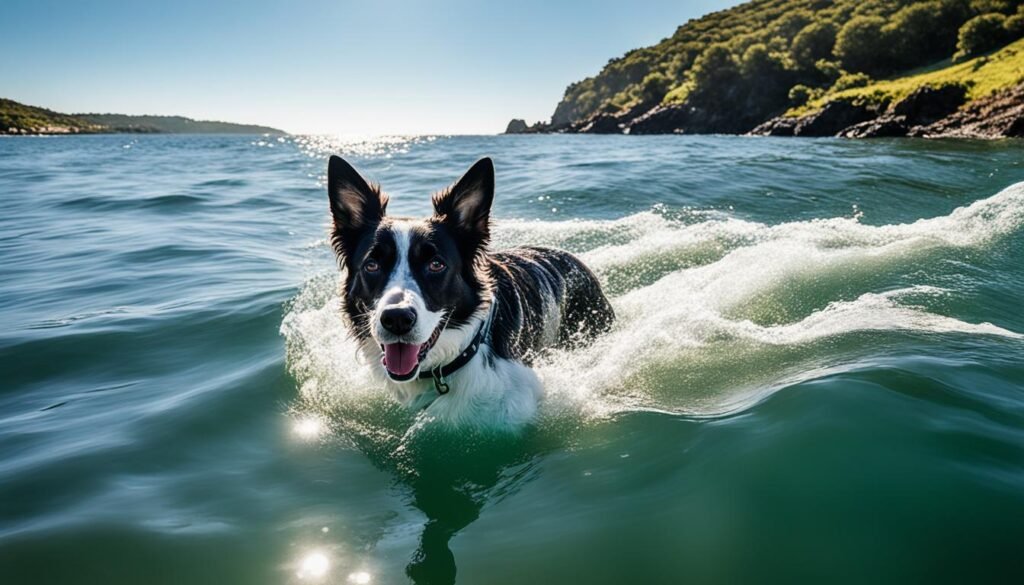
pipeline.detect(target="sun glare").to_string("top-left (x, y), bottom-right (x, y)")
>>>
top-left (293, 417), bottom-right (323, 440)
top-left (297, 551), bottom-right (330, 580)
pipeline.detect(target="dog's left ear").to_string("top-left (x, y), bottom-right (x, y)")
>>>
top-left (433, 157), bottom-right (494, 250)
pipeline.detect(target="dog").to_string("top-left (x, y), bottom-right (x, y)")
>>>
top-left (326, 155), bottom-right (614, 427)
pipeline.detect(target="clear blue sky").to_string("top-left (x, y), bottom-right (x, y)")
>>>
top-left (1, 0), bottom-right (737, 134)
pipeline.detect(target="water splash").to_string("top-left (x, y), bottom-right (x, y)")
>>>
top-left (282, 182), bottom-right (1024, 435)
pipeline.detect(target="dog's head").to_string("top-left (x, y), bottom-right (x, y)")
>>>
top-left (327, 155), bottom-right (494, 382)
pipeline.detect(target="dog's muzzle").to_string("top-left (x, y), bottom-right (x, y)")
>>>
top-left (380, 323), bottom-right (443, 381)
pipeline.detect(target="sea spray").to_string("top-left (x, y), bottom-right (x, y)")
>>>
top-left (283, 182), bottom-right (1024, 438)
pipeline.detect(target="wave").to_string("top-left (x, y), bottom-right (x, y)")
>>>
top-left (281, 182), bottom-right (1024, 439)
top-left (59, 193), bottom-right (207, 212)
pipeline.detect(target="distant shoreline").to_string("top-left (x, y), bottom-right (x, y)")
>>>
top-left (1, 98), bottom-right (286, 136)
top-left (0, 132), bottom-right (285, 137)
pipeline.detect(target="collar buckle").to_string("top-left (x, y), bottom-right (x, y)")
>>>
top-left (430, 369), bottom-right (450, 395)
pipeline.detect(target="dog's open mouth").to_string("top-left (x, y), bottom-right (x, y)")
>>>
top-left (380, 325), bottom-right (443, 381)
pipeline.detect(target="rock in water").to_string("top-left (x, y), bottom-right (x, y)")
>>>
top-left (838, 85), bottom-right (967, 138)
top-left (838, 116), bottom-right (909, 138)
top-left (893, 85), bottom-right (967, 126)
top-left (749, 116), bottom-right (799, 136)
top-left (626, 105), bottom-right (690, 135)
top-left (793, 100), bottom-right (876, 137)
top-left (504, 119), bottom-right (528, 134)
top-left (750, 100), bottom-right (876, 137)
top-left (910, 82), bottom-right (1024, 138)
top-left (578, 114), bottom-right (623, 134)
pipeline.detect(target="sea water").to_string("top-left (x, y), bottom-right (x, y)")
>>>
top-left (1, 134), bottom-right (1022, 584)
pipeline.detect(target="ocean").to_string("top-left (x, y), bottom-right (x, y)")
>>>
top-left (1, 134), bottom-right (1022, 584)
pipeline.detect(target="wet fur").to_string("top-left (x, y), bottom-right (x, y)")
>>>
top-left (327, 156), bottom-right (614, 427)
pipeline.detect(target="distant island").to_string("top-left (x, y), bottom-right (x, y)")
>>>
top-left (1, 98), bottom-right (285, 135)
top-left (508, 0), bottom-right (1024, 139)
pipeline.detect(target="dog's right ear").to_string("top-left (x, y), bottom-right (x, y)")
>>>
top-left (327, 155), bottom-right (388, 258)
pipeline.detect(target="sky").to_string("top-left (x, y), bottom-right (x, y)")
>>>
top-left (1, 0), bottom-right (737, 135)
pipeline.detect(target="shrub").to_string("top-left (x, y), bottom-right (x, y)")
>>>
top-left (955, 13), bottom-right (1010, 60)
top-left (832, 71), bottom-right (873, 91)
top-left (773, 10), bottom-right (814, 40)
top-left (662, 83), bottom-right (692, 105)
top-left (639, 72), bottom-right (672, 103)
top-left (788, 84), bottom-right (820, 106)
top-left (885, 2), bottom-right (962, 68)
top-left (740, 44), bottom-right (775, 77)
top-left (969, 0), bottom-right (1014, 14)
top-left (815, 59), bottom-right (842, 82)
top-left (689, 44), bottom-right (740, 96)
top-left (835, 16), bottom-right (893, 74)
top-left (791, 21), bottom-right (838, 69)
top-left (1005, 13), bottom-right (1024, 37)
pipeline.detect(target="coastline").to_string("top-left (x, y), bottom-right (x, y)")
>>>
top-left (509, 16), bottom-right (1024, 141)
top-left (507, 80), bottom-right (1024, 140)
top-left (1, 98), bottom-right (286, 136)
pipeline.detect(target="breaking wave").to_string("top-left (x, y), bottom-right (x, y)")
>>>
top-left (281, 182), bottom-right (1024, 437)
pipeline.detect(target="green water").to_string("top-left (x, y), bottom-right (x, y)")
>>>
top-left (1, 135), bottom-right (1022, 584)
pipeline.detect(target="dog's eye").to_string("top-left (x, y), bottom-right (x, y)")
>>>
top-left (363, 259), bottom-right (381, 273)
top-left (427, 258), bottom-right (447, 273)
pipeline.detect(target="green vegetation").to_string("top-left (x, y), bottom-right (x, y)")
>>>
top-left (0, 98), bottom-right (103, 134)
top-left (1, 98), bottom-right (285, 135)
top-left (551, 0), bottom-right (1024, 129)
top-left (793, 36), bottom-right (1024, 114)
top-left (77, 114), bottom-right (285, 135)
top-left (955, 12), bottom-right (1012, 59)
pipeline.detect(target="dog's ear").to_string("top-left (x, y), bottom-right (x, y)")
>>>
top-left (432, 157), bottom-right (494, 251)
top-left (327, 155), bottom-right (388, 258)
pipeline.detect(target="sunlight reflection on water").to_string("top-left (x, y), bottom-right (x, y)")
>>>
top-left (297, 551), bottom-right (330, 580)
top-left (292, 416), bottom-right (324, 441)
top-left (293, 134), bottom-right (440, 160)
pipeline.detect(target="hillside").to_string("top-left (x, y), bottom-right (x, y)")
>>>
top-left (795, 35), bottom-right (1024, 113)
top-left (76, 114), bottom-right (285, 135)
top-left (0, 98), bottom-right (104, 134)
top-left (512, 0), bottom-right (1024, 136)
top-left (751, 37), bottom-right (1024, 137)
top-left (1, 98), bottom-right (285, 135)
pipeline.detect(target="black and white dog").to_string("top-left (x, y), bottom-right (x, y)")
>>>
top-left (327, 155), bottom-right (614, 426)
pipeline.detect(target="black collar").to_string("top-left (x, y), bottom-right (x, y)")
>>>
top-left (418, 324), bottom-right (485, 395)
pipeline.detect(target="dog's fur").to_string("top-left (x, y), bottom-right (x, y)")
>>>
top-left (327, 155), bottom-right (614, 426)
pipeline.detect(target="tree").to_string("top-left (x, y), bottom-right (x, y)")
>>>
top-left (689, 44), bottom-right (741, 99)
top-left (788, 84), bottom-right (820, 106)
top-left (773, 9), bottom-right (814, 41)
top-left (885, 2), bottom-right (961, 68)
top-left (955, 13), bottom-right (1010, 60)
top-left (832, 72), bottom-right (873, 91)
top-left (791, 21), bottom-right (838, 70)
top-left (639, 72), bottom-right (672, 103)
top-left (1006, 13), bottom-right (1024, 38)
top-left (969, 0), bottom-right (1015, 14)
top-left (835, 16), bottom-right (893, 74)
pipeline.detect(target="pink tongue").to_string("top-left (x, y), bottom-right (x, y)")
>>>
top-left (382, 343), bottom-right (422, 376)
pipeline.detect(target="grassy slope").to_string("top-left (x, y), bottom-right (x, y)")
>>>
top-left (792, 37), bottom-right (1024, 115)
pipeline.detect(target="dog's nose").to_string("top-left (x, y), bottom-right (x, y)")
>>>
top-left (380, 307), bottom-right (417, 335)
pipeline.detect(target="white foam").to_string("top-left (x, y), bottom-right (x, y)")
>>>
top-left (283, 182), bottom-right (1024, 431)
